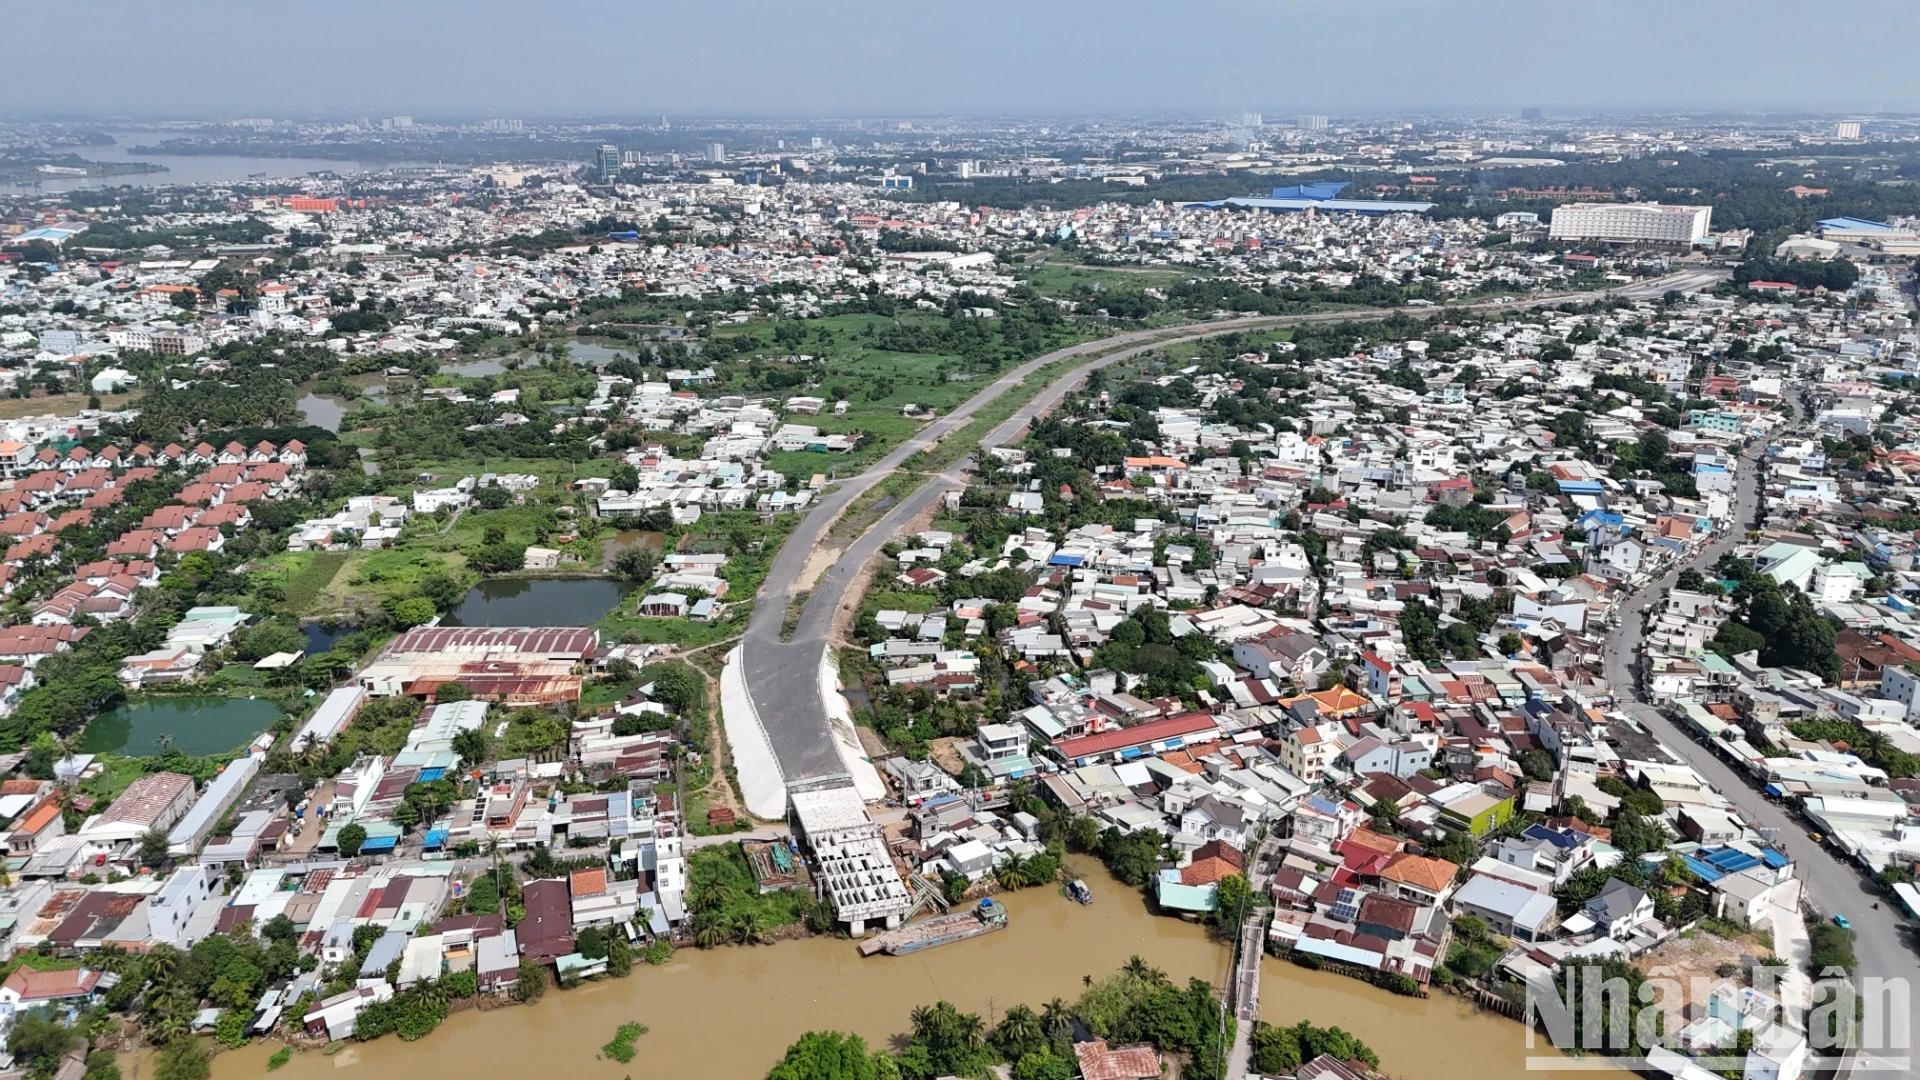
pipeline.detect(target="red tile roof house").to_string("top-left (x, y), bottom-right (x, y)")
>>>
top-left (1073, 1040), bottom-right (1162, 1080)
top-left (0, 967), bottom-right (104, 1010)
top-left (167, 527), bottom-right (225, 555)
top-left (4, 535), bottom-right (59, 565)
top-left (6, 797), bottom-right (65, 854)
top-left (0, 624), bottom-right (89, 667)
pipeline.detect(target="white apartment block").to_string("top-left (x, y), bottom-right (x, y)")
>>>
top-left (1549, 202), bottom-right (1712, 245)
top-left (1878, 665), bottom-right (1920, 722)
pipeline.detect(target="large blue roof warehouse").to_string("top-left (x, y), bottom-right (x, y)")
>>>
top-left (1184, 181), bottom-right (1433, 216)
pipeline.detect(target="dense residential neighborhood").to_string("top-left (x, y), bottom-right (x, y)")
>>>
top-left (0, 101), bottom-right (1917, 1080)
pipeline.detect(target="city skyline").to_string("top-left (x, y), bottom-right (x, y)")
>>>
top-left (3, 0), bottom-right (1915, 117)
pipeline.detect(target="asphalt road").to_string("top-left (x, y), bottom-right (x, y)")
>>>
top-left (1600, 394), bottom-right (1918, 1068)
top-left (737, 270), bottom-right (1728, 787)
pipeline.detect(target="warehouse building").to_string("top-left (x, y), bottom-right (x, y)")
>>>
top-left (358, 627), bottom-right (599, 704)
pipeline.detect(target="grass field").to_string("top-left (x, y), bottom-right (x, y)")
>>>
top-left (279, 551), bottom-right (349, 611)
top-left (1022, 262), bottom-right (1199, 298)
top-left (0, 391), bottom-right (141, 420)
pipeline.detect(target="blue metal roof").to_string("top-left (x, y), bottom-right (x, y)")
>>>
top-left (1819, 217), bottom-right (1893, 231)
top-left (1048, 553), bottom-right (1084, 566)
top-left (1214, 196), bottom-right (1435, 215)
top-left (1268, 182), bottom-right (1349, 201)
top-left (1556, 479), bottom-right (1604, 494)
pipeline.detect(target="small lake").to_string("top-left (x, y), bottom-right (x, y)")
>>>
top-left (80, 696), bottom-right (282, 757)
top-left (442, 341), bottom-right (631, 379)
top-left (300, 622), bottom-right (356, 655)
top-left (297, 376), bottom-right (391, 432)
top-left (441, 577), bottom-right (633, 627)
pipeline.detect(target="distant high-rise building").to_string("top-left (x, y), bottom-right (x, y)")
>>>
top-left (1521, 107), bottom-right (1544, 121)
top-left (810, 136), bottom-right (824, 150)
top-left (1834, 121), bottom-right (1862, 140)
top-left (1298, 114), bottom-right (1329, 131)
top-left (483, 118), bottom-right (523, 133)
top-left (708, 142), bottom-right (726, 163)
top-left (1549, 202), bottom-right (1712, 245)
top-left (1241, 112), bottom-right (1263, 128)
top-left (391, 115), bottom-right (413, 130)
top-left (597, 144), bottom-right (621, 181)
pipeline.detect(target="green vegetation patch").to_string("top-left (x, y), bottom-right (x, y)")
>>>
top-left (601, 1022), bottom-right (649, 1063)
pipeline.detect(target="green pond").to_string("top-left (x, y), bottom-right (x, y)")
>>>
top-left (79, 696), bottom-right (282, 757)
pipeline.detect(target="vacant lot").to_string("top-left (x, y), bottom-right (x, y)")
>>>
top-left (0, 391), bottom-right (140, 419)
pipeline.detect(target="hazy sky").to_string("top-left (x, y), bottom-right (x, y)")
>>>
top-left (6, 0), bottom-right (1915, 118)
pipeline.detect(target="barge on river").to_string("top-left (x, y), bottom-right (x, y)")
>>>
top-left (859, 898), bottom-right (1008, 956)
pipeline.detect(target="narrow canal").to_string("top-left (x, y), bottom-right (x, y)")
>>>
top-left (198, 859), bottom-right (1605, 1080)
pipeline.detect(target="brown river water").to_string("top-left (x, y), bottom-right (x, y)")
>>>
top-left (177, 859), bottom-right (1606, 1080)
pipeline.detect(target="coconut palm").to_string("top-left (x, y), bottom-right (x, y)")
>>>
top-left (691, 911), bottom-right (727, 949)
top-left (1040, 997), bottom-right (1072, 1043)
top-left (146, 945), bottom-right (182, 985)
top-left (1121, 954), bottom-right (1167, 986)
top-left (994, 1003), bottom-right (1043, 1057)
top-left (994, 854), bottom-right (1033, 890)
top-left (146, 1004), bottom-right (189, 1046)
top-left (733, 909), bottom-right (772, 945)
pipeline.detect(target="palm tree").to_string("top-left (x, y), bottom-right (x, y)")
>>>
top-left (483, 834), bottom-right (506, 899)
top-left (1040, 997), bottom-right (1072, 1043)
top-left (994, 1003), bottom-right (1042, 1055)
top-left (910, 1003), bottom-right (953, 1048)
top-left (1121, 954), bottom-right (1168, 986)
top-left (734, 909), bottom-right (772, 945)
top-left (952, 1008), bottom-right (986, 1052)
top-left (146, 1004), bottom-right (189, 1046)
top-left (692, 912), bottom-right (727, 949)
top-left (995, 854), bottom-right (1032, 890)
top-left (146, 946), bottom-right (181, 985)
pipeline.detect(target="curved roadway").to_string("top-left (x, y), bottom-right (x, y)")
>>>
top-left (738, 269), bottom-right (1726, 786)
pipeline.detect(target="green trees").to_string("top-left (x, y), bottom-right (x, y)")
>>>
top-left (5, 1011), bottom-right (77, 1072)
top-left (1249, 1021), bottom-right (1380, 1074)
top-left (389, 597), bottom-right (437, 629)
top-left (1790, 718), bottom-right (1919, 779)
top-left (899, 1001), bottom-right (989, 1080)
top-left (612, 545), bottom-right (659, 582)
top-left (337, 823), bottom-right (368, 857)
top-left (153, 1040), bottom-right (210, 1080)
top-left (1807, 917), bottom-right (1857, 972)
top-left (1710, 574), bottom-right (1840, 682)
top-left (139, 828), bottom-right (173, 868)
top-left (1733, 256), bottom-right (1859, 292)
top-left (1093, 827), bottom-right (1164, 888)
top-left (767, 1031), bottom-right (899, 1080)
top-left (352, 984), bottom-right (449, 1041)
top-left (767, 961), bottom-right (1242, 1080)
top-left (1213, 873), bottom-right (1253, 932)
top-left (636, 661), bottom-right (705, 715)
